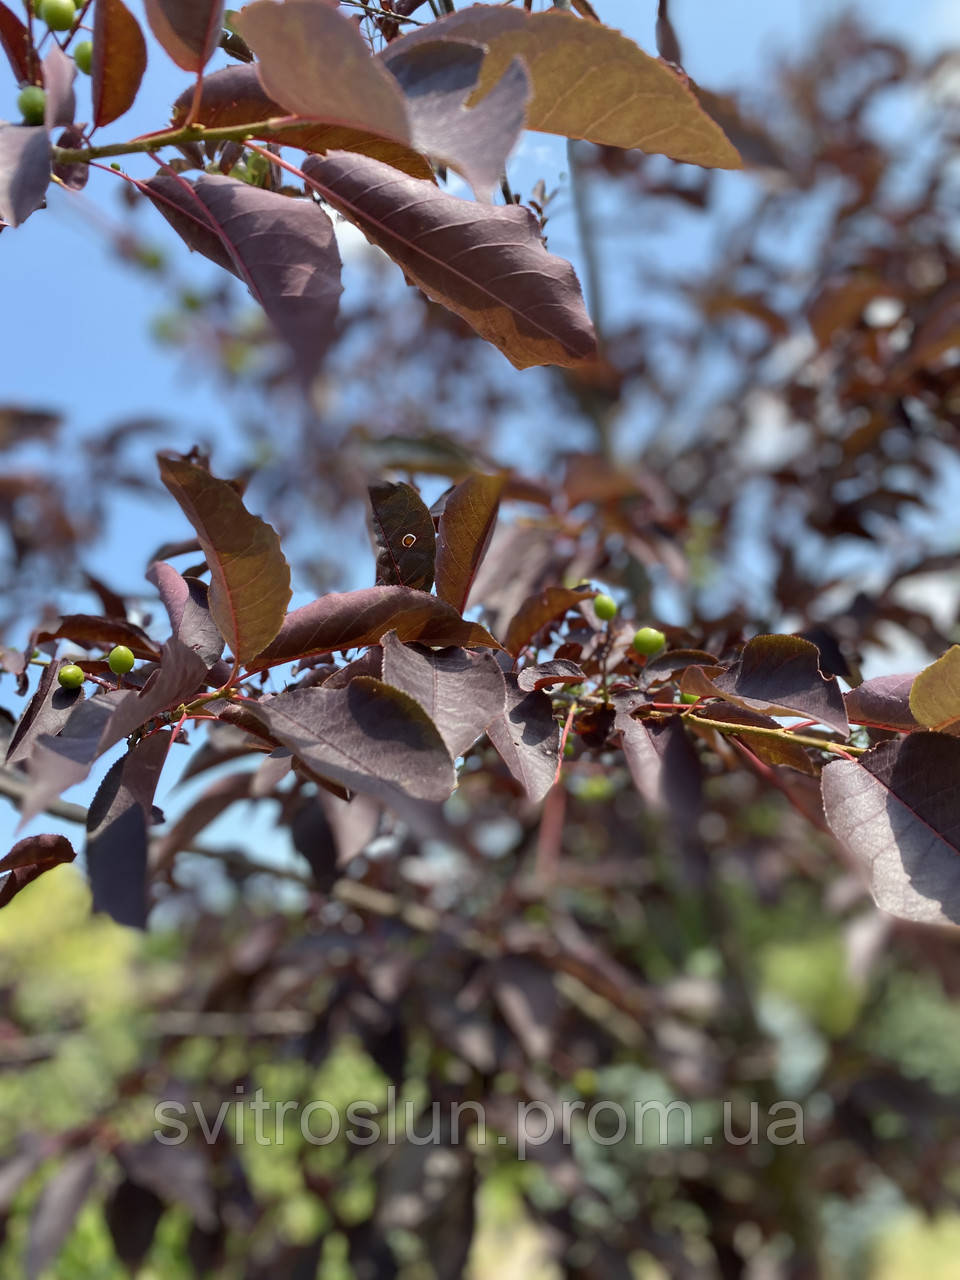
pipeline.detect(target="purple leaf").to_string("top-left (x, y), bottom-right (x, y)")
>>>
top-left (234, 0), bottom-right (410, 145)
top-left (33, 613), bottom-right (162, 661)
top-left (822, 734), bottom-right (960, 926)
top-left (5, 659), bottom-right (83, 766)
top-left (143, 0), bottom-right (223, 72)
top-left (86, 730), bottom-right (170, 928)
top-left (382, 38), bottom-right (530, 199)
top-left (503, 586), bottom-right (595, 657)
top-left (0, 2), bottom-right (33, 84)
top-left (710, 634), bottom-right (850, 735)
top-left (380, 630), bottom-right (505, 759)
top-left (0, 125), bottom-right (50, 228)
top-left (690, 700), bottom-right (816, 774)
top-left (844, 673), bottom-right (918, 732)
top-left (42, 43), bottom-right (75, 129)
top-left (256, 586), bottom-right (499, 668)
top-left (434, 473), bottom-right (505, 614)
top-left (289, 796), bottom-right (338, 890)
top-left (0, 832), bottom-right (76, 909)
top-left (638, 648), bottom-right (720, 690)
top-left (92, 0), bottom-right (148, 127)
top-left (170, 64), bottom-right (435, 180)
top-left (105, 1180), bottom-right (164, 1271)
top-left (302, 151), bottom-right (597, 370)
top-left (147, 560), bottom-right (225, 668)
top-left (26, 1149), bottom-right (98, 1280)
top-left (368, 481), bottom-right (436, 592)
top-left (486, 673), bottom-right (558, 803)
top-left (140, 174), bottom-right (342, 379)
top-left (52, 126), bottom-right (89, 191)
top-left (241, 677), bottom-right (456, 805)
top-left (517, 659), bottom-right (585, 692)
top-left (616, 709), bottom-right (703, 829)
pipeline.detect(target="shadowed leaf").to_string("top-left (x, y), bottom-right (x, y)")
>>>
top-left (0, 2), bottom-right (32, 83)
top-left (435, 474), bottom-right (505, 613)
top-left (517, 659), bottom-right (585, 692)
top-left (158, 456), bottom-right (291, 665)
top-left (243, 678), bottom-right (456, 805)
top-left (380, 631), bottom-right (505, 758)
top-left (33, 614), bottom-right (161, 661)
top-left (92, 0), bottom-right (147, 127)
top-left (141, 175), bottom-right (342, 379)
top-left (845, 673), bottom-right (918, 732)
top-left (706, 634), bottom-right (849, 735)
top-left (170, 65), bottom-right (434, 180)
top-left (301, 151), bottom-right (597, 370)
top-left (86, 730), bottom-right (170, 928)
top-left (5, 659), bottom-right (83, 766)
top-left (105, 1180), bottom-right (164, 1271)
top-left (909, 646), bottom-right (960, 730)
top-left (616, 709), bottom-right (704, 822)
top-left (234, 0), bottom-right (411, 144)
top-left (147, 561), bottom-right (225, 668)
top-left (381, 38), bottom-right (529, 199)
top-left (143, 0), bottom-right (223, 71)
top-left (42, 44), bottom-right (75, 128)
top-left (690, 700), bottom-right (816, 774)
top-left (0, 833), bottom-right (76, 909)
top-left (0, 125), bottom-right (50, 228)
top-left (504, 586), bottom-right (595, 657)
top-left (257, 586), bottom-right (499, 667)
top-left (392, 5), bottom-right (741, 168)
top-left (822, 734), bottom-right (960, 926)
top-left (638, 648), bottom-right (720, 690)
top-left (369, 482), bottom-right (436, 591)
top-left (487, 673), bottom-right (558, 803)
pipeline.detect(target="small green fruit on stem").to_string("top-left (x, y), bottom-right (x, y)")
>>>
top-left (632, 626), bottom-right (666, 656)
top-left (58, 663), bottom-right (84, 690)
top-left (17, 85), bottom-right (46, 125)
top-left (107, 645), bottom-right (136, 676)
top-left (593, 593), bottom-right (618, 622)
top-left (40, 0), bottom-right (77, 31)
top-left (73, 40), bottom-right (93, 75)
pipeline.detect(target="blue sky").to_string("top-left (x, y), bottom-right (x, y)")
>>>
top-left (1, 0), bottom-right (957, 861)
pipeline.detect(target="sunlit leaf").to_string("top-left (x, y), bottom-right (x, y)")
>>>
top-left (0, 125), bottom-right (50, 228)
top-left (909, 646), bottom-right (960, 731)
top-left (143, 0), bottom-right (223, 72)
top-left (0, 833), bottom-right (76, 909)
top-left (92, 0), bottom-right (148, 127)
top-left (434, 473), bottom-right (505, 614)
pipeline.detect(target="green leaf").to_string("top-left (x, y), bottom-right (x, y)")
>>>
top-left (158, 456), bottom-right (291, 666)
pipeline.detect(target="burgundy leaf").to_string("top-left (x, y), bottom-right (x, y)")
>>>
top-left (290, 796), bottom-right (338, 890)
top-left (368, 481), bottom-right (436, 592)
top-left (487, 673), bottom-right (558, 803)
top-left (381, 38), bottom-right (529, 199)
top-left (434, 473), bottom-right (505, 614)
top-left (86, 730), bottom-right (170, 928)
top-left (517, 659), bottom-right (585, 692)
top-left (0, 125), bottom-right (50, 228)
top-left (234, 0), bottom-right (410, 144)
top-left (143, 0), bottom-right (223, 72)
top-left (616, 709), bottom-right (703, 827)
top-left (33, 613), bottom-right (161, 661)
top-left (140, 174), bottom-right (342, 379)
top-left (92, 0), bottom-right (148, 127)
top-left (822, 734), bottom-right (960, 926)
top-left (242, 678), bottom-right (456, 805)
top-left (844, 673), bottom-right (918, 732)
top-left (301, 151), bottom-right (597, 370)
top-left (5, 658), bottom-right (82, 766)
top-left (709, 634), bottom-right (849, 735)
top-left (503, 586), bottom-right (595, 657)
top-left (689, 700), bottom-right (816, 774)
top-left (157, 456), bottom-right (291, 666)
top-left (638, 648), bottom-right (720, 690)
top-left (0, 832), bottom-right (76, 909)
top-left (82, 571), bottom-right (128, 620)
top-left (147, 561), bottom-right (225, 668)
top-left (42, 43), bottom-right (75, 129)
top-left (26, 1149), bottom-right (98, 1280)
top-left (256, 586), bottom-right (500, 668)
top-left (380, 630), bottom-right (505, 758)
top-left (0, 2), bottom-right (33, 84)
top-left (315, 790), bottom-right (380, 869)
top-left (170, 64), bottom-right (434, 181)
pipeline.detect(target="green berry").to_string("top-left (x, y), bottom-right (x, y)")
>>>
top-left (631, 626), bottom-right (666, 657)
top-left (40, 0), bottom-right (77, 31)
top-left (58, 663), bottom-right (84, 690)
top-left (679, 691), bottom-right (699, 705)
top-left (593, 593), bottom-right (618, 622)
top-left (73, 40), bottom-right (93, 75)
top-left (107, 645), bottom-right (135, 676)
top-left (17, 84), bottom-right (46, 125)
